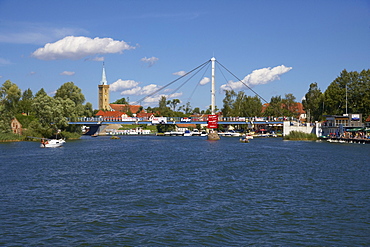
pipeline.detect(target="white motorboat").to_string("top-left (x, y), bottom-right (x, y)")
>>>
top-left (40, 138), bottom-right (65, 148)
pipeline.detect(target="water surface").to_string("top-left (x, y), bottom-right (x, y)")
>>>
top-left (1, 136), bottom-right (369, 246)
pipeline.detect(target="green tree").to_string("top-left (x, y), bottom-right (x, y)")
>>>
top-left (55, 82), bottom-right (85, 106)
top-left (302, 82), bottom-right (324, 121)
top-left (264, 96), bottom-right (283, 117)
top-left (167, 99), bottom-right (181, 111)
top-left (112, 97), bottom-right (128, 104)
top-left (0, 80), bottom-right (22, 115)
top-left (221, 90), bottom-right (236, 117)
top-left (158, 96), bottom-right (171, 116)
top-left (19, 88), bottom-right (34, 115)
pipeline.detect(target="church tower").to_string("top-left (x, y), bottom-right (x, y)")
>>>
top-left (98, 63), bottom-right (110, 110)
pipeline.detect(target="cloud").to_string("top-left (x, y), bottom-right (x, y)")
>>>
top-left (173, 70), bottom-right (186, 76)
top-left (0, 58), bottom-right (12, 66)
top-left (32, 36), bottom-right (135, 60)
top-left (199, 77), bottom-right (210, 85)
top-left (85, 56), bottom-right (105, 62)
top-left (110, 79), bottom-right (140, 92)
top-left (0, 21), bottom-right (87, 45)
top-left (141, 56), bottom-right (159, 67)
top-left (60, 71), bottom-right (75, 76)
top-left (220, 65), bottom-right (292, 91)
top-left (29, 71), bottom-right (36, 76)
top-left (120, 84), bottom-right (160, 96)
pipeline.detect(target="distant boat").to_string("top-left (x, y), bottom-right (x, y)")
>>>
top-left (219, 130), bottom-right (241, 137)
top-left (239, 138), bottom-right (250, 143)
top-left (40, 138), bottom-right (65, 148)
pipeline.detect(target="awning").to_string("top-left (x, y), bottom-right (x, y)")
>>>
top-left (346, 128), bottom-right (365, 132)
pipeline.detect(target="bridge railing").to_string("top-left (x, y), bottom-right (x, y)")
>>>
top-left (68, 116), bottom-right (298, 123)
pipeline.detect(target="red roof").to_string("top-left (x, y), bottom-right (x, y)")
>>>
top-left (137, 112), bottom-right (154, 118)
top-left (110, 104), bottom-right (145, 114)
top-left (366, 115), bottom-right (370, 122)
top-left (261, 102), bottom-right (305, 116)
top-left (95, 110), bottom-right (124, 117)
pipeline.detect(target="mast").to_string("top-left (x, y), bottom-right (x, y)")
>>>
top-left (211, 57), bottom-right (216, 115)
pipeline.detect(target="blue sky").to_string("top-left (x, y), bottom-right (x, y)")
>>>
top-left (0, 0), bottom-right (369, 110)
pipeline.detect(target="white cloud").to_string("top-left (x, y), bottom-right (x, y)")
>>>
top-left (85, 56), bottom-right (105, 62)
top-left (220, 65), bottom-right (292, 91)
top-left (120, 84), bottom-right (160, 96)
top-left (0, 21), bottom-right (87, 45)
top-left (110, 79), bottom-right (140, 92)
top-left (199, 77), bottom-right (210, 85)
top-left (0, 58), bottom-right (12, 66)
top-left (60, 71), bottom-right (75, 76)
top-left (173, 70), bottom-right (186, 76)
top-left (141, 56), bottom-right (159, 67)
top-left (32, 36), bottom-right (135, 60)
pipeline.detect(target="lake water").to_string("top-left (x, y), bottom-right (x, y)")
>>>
top-left (1, 136), bottom-right (369, 246)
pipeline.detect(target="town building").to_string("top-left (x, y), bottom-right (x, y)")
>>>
top-left (321, 114), bottom-right (364, 136)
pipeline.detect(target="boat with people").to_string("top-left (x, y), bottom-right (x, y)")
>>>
top-left (40, 138), bottom-right (65, 148)
top-left (239, 137), bottom-right (250, 143)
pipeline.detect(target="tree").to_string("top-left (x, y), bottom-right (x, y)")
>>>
top-left (158, 96), bottom-right (171, 116)
top-left (167, 99), bottom-right (181, 111)
top-left (0, 80), bottom-right (22, 116)
top-left (112, 97), bottom-right (128, 104)
top-left (55, 82), bottom-right (85, 106)
top-left (179, 102), bottom-right (192, 114)
top-left (19, 88), bottom-right (34, 115)
top-left (264, 96), bottom-right (283, 117)
top-left (302, 82), bottom-right (323, 121)
top-left (282, 93), bottom-right (297, 117)
top-left (222, 90), bottom-right (236, 117)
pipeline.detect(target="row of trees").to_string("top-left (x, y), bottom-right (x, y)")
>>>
top-left (303, 69), bottom-right (370, 121)
top-left (0, 80), bottom-right (93, 138)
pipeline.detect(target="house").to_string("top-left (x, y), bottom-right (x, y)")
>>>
top-left (95, 110), bottom-right (125, 120)
top-left (109, 104), bottom-right (145, 114)
top-left (11, 118), bottom-right (22, 135)
top-left (261, 102), bottom-right (306, 120)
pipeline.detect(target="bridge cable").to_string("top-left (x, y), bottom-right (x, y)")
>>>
top-left (187, 62), bottom-right (212, 103)
top-left (135, 59), bottom-right (211, 105)
top-left (169, 60), bottom-right (211, 101)
top-left (216, 60), bottom-right (269, 104)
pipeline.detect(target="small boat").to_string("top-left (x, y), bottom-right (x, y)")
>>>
top-left (239, 138), bottom-right (250, 143)
top-left (183, 130), bottom-right (192, 136)
top-left (40, 138), bottom-right (65, 148)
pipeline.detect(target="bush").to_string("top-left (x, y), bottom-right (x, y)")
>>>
top-left (0, 133), bottom-right (24, 142)
top-left (284, 131), bottom-right (317, 141)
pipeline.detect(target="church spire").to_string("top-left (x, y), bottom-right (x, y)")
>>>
top-left (101, 62), bottom-right (107, 85)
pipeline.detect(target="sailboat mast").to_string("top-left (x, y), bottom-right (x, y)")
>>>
top-left (211, 57), bottom-right (216, 115)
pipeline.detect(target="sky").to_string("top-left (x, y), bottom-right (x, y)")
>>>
top-left (0, 0), bottom-right (369, 110)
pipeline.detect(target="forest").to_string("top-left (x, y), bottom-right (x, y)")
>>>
top-left (1, 68), bottom-right (369, 140)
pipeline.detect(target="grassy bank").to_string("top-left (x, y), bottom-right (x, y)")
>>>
top-left (283, 131), bottom-right (318, 141)
top-left (0, 133), bottom-right (24, 142)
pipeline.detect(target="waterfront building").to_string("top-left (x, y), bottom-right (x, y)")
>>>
top-left (321, 114), bottom-right (364, 136)
top-left (98, 63), bottom-right (110, 110)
